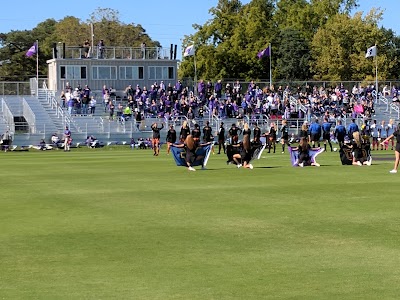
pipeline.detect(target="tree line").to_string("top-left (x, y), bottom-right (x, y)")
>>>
top-left (0, 2), bottom-right (399, 84)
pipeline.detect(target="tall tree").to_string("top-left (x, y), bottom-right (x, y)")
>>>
top-left (310, 10), bottom-right (394, 81)
top-left (275, 28), bottom-right (311, 80)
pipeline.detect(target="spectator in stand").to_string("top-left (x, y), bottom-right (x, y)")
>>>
top-left (89, 96), bottom-right (96, 115)
top-left (197, 79), bottom-right (206, 103)
top-left (67, 95), bottom-right (74, 115)
top-left (97, 39), bottom-right (105, 59)
top-left (83, 39), bottom-right (90, 58)
top-left (233, 80), bottom-right (242, 102)
top-left (123, 105), bottom-right (132, 120)
top-left (141, 42), bottom-right (146, 59)
top-left (108, 101), bottom-right (115, 120)
top-left (174, 80), bottom-right (183, 99)
top-left (60, 90), bottom-right (66, 108)
top-left (214, 79), bottom-right (222, 99)
top-left (81, 85), bottom-right (91, 115)
top-left (382, 85), bottom-right (390, 97)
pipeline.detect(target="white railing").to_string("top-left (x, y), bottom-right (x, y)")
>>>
top-left (290, 95), bottom-right (307, 113)
top-left (1, 98), bottom-right (15, 133)
top-left (389, 103), bottom-right (400, 119)
top-left (22, 98), bottom-right (36, 133)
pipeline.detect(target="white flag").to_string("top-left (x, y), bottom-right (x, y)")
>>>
top-left (365, 46), bottom-right (377, 58)
top-left (183, 45), bottom-right (195, 57)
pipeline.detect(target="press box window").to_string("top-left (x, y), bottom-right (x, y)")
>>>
top-left (60, 66), bottom-right (87, 79)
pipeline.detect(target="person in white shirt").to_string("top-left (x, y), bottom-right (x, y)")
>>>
top-left (89, 96), bottom-right (97, 115)
top-left (370, 119), bottom-right (380, 151)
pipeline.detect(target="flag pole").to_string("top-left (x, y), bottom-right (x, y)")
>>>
top-left (375, 44), bottom-right (378, 103)
top-left (36, 40), bottom-right (39, 94)
top-left (194, 50), bottom-right (197, 96)
top-left (269, 43), bottom-right (272, 89)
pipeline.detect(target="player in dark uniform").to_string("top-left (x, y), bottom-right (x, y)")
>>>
top-left (279, 119), bottom-right (289, 153)
top-left (228, 123), bottom-right (241, 144)
top-left (232, 134), bottom-right (253, 169)
top-left (308, 118), bottom-right (322, 148)
top-left (203, 121), bottom-right (214, 154)
top-left (151, 122), bottom-right (164, 156)
top-left (334, 120), bottom-right (347, 148)
top-left (166, 124), bottom-right (177, 154)
top-left (191, 124), bottom-right (201, 142)
top-left (253, 123), bottom-right (261, 143)
top-left (242, 123), bottom-right (251, 137)
top-left (266, 122), bottom-right (277, 153)
top-left (292, 137), bottom-right (320, 167)
top-left (217, 122), bottom-right (226, 154)
top-left (322, 117), bottom-right (333, 152)
top-left (179, 120), bottom-right (191, 143)
top-left (381, 123), bottom-right (400, 173)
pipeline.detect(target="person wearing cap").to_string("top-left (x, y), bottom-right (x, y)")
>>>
top-left (217, 122), bottom-right (226, 154)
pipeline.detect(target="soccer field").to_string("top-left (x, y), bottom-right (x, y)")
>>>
top-left (0, 146), bottom-right (399, 299)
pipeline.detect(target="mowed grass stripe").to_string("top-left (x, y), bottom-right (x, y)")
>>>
top-left (0, 147), bottom-right (399, 299)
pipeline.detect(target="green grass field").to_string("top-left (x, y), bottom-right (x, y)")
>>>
top-left (0, 146), bottom-right (399, 299)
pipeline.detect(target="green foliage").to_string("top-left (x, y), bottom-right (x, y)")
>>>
top-left (0, 8), bottom-right (158, 81)
top-left (0, 1), bottom-right (399, 82)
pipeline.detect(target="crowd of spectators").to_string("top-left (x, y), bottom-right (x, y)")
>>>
top-left (60, 79), bottom-right (399, 126)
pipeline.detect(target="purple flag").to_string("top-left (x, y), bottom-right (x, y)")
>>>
top-left (26, 42), bottom-right (37, 57)
top-left (257, 46), bottom-right (270, 59)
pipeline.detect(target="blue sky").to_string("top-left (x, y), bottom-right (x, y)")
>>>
top-left (0, 0), bottom-right (398, 60)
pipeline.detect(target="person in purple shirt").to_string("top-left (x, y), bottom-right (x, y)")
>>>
top-left (174, 80), bottom-right (183, 98)
top-left (197, 79), bottom-right (206, 103)
top-left (214, 79), bottom-right (222, 99)
top-left (63, 126), bottom-right (72, 151)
